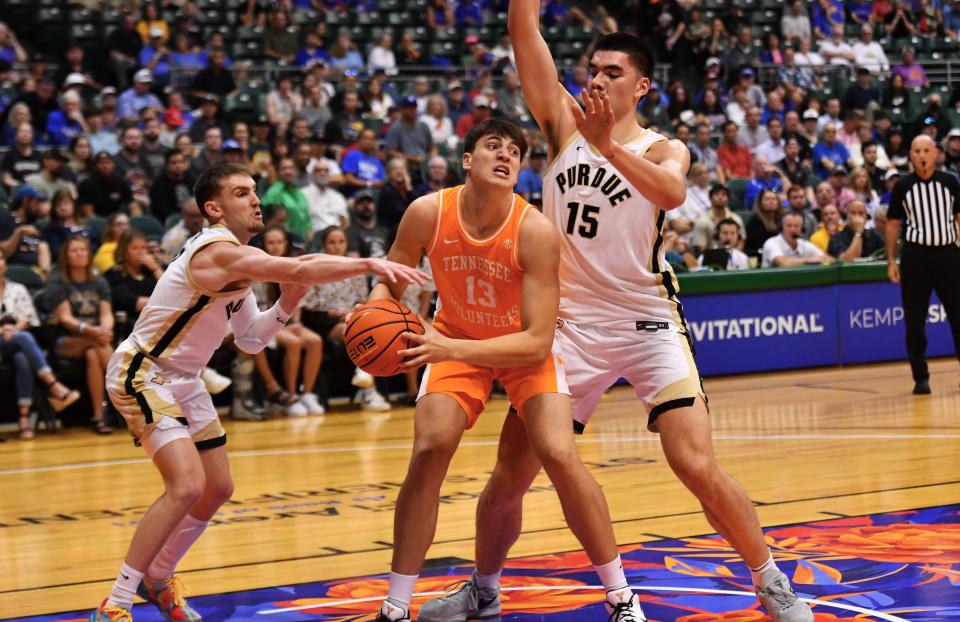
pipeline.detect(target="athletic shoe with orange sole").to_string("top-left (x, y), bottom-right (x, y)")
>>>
top-left (89, 599), bottom-right (131, 622)
top-left (137, 576), bottom-right (202, 622)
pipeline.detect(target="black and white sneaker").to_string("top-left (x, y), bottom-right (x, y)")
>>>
top-left (604, 588), bottom-right (646, 622)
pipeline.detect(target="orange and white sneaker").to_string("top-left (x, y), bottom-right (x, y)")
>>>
top-left (137, 576), bottom-right (202, 622)
top-left (89, 599), bottom-right (132, 622)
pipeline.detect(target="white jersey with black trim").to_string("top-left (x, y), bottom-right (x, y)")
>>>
top-left (122, 225), bottom-right (251, 376)
top-left (542, 130), bottom-right (686, 331)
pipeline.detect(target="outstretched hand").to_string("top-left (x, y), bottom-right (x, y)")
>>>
top-left (279, 282), bottom-right (309, 314)
top-left (368, 258), bottom-right (431, 285)
top-left (572, 88), bottom-right (616, 157)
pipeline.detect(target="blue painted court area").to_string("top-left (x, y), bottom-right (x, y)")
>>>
top-left (15, 505), bottom-right (960, 621)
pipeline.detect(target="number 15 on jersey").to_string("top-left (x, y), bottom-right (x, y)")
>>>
top-left (565, 202), bottom-right (599, 239)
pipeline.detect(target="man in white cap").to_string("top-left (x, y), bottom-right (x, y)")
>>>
top-left (943, 128), bottom-right (960, 176)
top-left (117, 69), bottom-right (163, 122)
top-left (139, 26), bottom-right (171, 86)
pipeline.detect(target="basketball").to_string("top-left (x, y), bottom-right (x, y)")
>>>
top-left (344, 300), bottom-right (424, 377)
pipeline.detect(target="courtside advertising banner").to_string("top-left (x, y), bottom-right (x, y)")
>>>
top-left (682, 287), bottom-right (837, 375)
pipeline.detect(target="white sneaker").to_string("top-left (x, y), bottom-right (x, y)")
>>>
top-left (605, 588), bottom-right (646, 622)
top-left (285, 398), bottom-right (308, 417)
top-left (360, 388), bottom-right (391, 412)
top-left (351, 368), bottom-right (375, 389)
top-left (375, 600), bottom-right (410, 621)
top-left (299, 393), bottom-right (326, 416)
top-left (201, 366), bottom-right (232, 395)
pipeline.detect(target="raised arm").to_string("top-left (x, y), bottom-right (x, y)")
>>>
top-left (508, 0), bottom-right (578, 153)
top-left (400, 212), bottom-right (560, 369)
top-left (190, 241), bottom-right (428, 292)
top-left (368, 193), bottom-right (438, 303)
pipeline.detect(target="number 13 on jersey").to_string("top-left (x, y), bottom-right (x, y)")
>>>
top-left (465, 275), bottom-right (497, 308)
top-left (566, 201), bottom-right (599, 238)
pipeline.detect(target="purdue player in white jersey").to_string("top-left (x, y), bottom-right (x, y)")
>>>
top-left (90, 164), bottom-right (428, 622)
top-left (419, 4), bottom-right (814, 622)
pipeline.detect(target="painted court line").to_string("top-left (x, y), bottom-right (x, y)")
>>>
top-left (2, 433), bottom-right (959, 476)
top-left (255, 584), bottom-right (910, 621)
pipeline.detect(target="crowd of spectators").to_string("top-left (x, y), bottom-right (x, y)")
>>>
top-left (2, 0), bottom-right (960, 436)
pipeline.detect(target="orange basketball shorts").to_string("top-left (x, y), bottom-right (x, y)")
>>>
top-left (416, 341), bottom-right (570, 428)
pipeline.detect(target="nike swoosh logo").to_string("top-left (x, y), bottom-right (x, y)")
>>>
top-left (121, 574), bottom-right (130, 580)
top-left (443, 238), bottom-right (457, 244)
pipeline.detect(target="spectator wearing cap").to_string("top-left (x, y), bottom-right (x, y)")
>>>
top-left (346, 189), bottom-right (389, 259)
top-left (377, 157), bottom-right (418, 231)
top-left (892, 46), bottom-right (928, 88)
top-left (737, 68), bottom-right (766, 110)
top-left (455, 94), bottom-right (493, 139)
top-left (188, 93), bottom-right (228, 143)
top-left (328, 33), bottom-right (365, 71)
top-left (139, 26), bottom-right (171, 87)
top-left (827, 166), bottom-right (856, 212)
top-left (691, 183), bottom-right (745, 255)
top-left (385, 95), bottom-right (435, 173)
top-left (160, 101), bottom-right (189, 147)
top-left (853, 26), bottom-right (890, 75)
top-left (1, 123), bottom-right (41, 191)
top-left (25, 149), bottom-right (75, 200)
top-left (189, 49), bottom-right (236, 100)
top-left (264, 11), bottom-right (298, 64)
top-left (880, 167), bottom-right (901, 206)
top-left (445, 81), bottom-right (472, 127)
top-left (149, 149), bottom-right (195, 224)
top-left (781, 0), bottom-right (812, 45)
top-left (844, 68), bottom-right (880, 114)
top-left (700, 57), bottom-right (727, 95)
top-left (117, 69), bottom-right (163, 122)
top-left (914, 93), bottom-right (950, 141)
top-left (0, 186), bottom-right (51, 271)
top-left (943, 128), bottom-right (960, 176)
top-left (221, 139), bottom-right (246, 166)
top-left (262, 157), bottom-right (312, 239)
top-left (516, 148), bottom-right (547, 203)
top-left (717, 120), bottom-right (753, 180)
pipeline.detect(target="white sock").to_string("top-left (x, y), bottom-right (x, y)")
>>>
top-left (749, 554), bottom-right (779, 587)
top-left (106, 562), bottom-right (144, 609)
top-left (386, 571), bottom-right (418, 608)
top-left (146, 514), bottom-right (208, 581)
top-left (595, 555), bottom-right (629, 593)
top-left (474, 569), bottom-right (501, 589)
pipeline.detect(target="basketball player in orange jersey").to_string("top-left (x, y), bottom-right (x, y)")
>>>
top-left (419, 4), bottom-right (815, 622)
top-left (367, 118), bottom-right (646, 622)
top-left (88, 164), bottom-right (427, 622)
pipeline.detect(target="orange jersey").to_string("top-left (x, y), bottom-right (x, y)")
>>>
top-left (426, 185), bottom-right (534, 341)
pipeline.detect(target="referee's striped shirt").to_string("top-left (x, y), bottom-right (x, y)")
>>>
top-left (887, 171), bottom-right (960, 246)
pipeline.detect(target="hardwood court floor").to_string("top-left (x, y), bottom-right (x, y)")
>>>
top-left (1, 359), bottom-right (959, 618)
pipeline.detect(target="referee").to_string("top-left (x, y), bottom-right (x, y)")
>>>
top-left (885, 135), bottom-right (960, 394)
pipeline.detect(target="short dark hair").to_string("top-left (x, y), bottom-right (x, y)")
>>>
top-left (861, 139), bottom-right (877, 151)
top-left (194, 163), bottom-right (252, 219)
top-left (463, 117), bottom-right (528, 159)
top-left (164, 148), bottom-right (185, 165)
top-left (716, 217), bottom-right (741, 237)
top-left (589, 32), bottom-right (654, 77)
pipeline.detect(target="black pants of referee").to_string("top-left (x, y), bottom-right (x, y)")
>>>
top-left (900, 242), bottom-right (960, 381)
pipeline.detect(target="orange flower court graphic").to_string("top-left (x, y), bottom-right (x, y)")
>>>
top-left (15, 505), bottom-right (960, 621)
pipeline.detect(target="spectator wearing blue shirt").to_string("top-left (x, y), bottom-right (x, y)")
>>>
top-left (743, 154), bottom-right (786, 211)
top-left (329, 33), bottom-right (365, 71)
top-left (812, 122), bottom-right (853, 179)
top-left (428, 0), bottom-right (454, 28)
top-left (138, 27), bottom-right (171, 86)
top-left (515, 148), bottom-right (547, 201)
top-left (117, 69), bottom-right (164, 122)
top-left (945, 0), bottom-right (960, 37)
top-left (455, 0), bottom-right (485, 27)
top-left (295, 31), bottom-right (330, 68)
top-left (45, 91), bottom-right (87, 148)
top-left (543, 0), bottom-right (571, 26)
top-left (0, 22), bottom-right (25, 65)
top-left (811, 0), bottom-right (844, 40)
top-left (169, 32), bottom-right (206, 72)
top-left (341, 128), bottom-right (386, 197)
top-left (848, 0), bottom-right (874, 24)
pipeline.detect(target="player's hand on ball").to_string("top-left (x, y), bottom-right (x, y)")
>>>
top-left (399, 317), bottom-right (454, 368)
top-left (367, 258), bottom-right (430, 285)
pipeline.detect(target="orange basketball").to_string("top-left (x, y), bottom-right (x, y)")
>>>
top-left (345, 300), bottom-right (425, 376)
